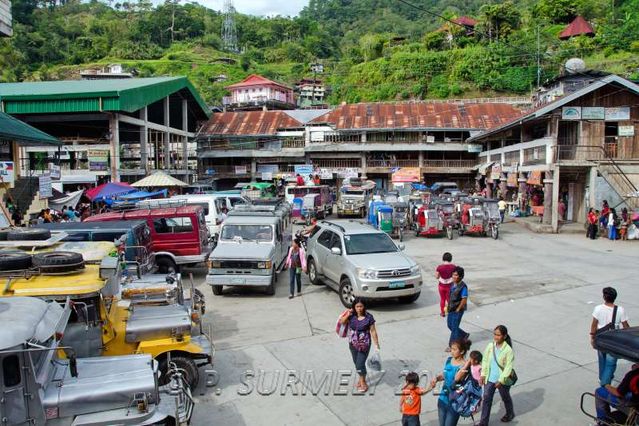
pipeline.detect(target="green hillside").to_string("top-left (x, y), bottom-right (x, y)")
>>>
top-left (1, 0), bottom-right (638, 105)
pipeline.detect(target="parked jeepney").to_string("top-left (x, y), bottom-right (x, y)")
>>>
top-left (207, 201), bottom-right (291, 296)
top-left (241, 182), bottom-right (278, 200)
top-left (337, 178), bottom-right (376, 218)
top-left (0, 297), bottom-right (193, 425)
top-left (0, 237), bottom-right (212, 389)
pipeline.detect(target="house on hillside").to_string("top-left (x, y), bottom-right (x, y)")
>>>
top-left (295, 78), bottom-right (327, 108)
top-left (223, 74), bottom-right (296, 111)
top-left (559, 16), bottom-right (595, 40)
top-left (1, 0), bottom-right (12, 36)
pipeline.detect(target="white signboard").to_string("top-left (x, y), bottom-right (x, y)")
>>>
top-left (39, 175), bottom-right (52, 199)
top-left (619, 125), bottom-right (635, 137)
top-left (235, 165), bottom-right (247, 175)
top-left (261, 172), bottom-right (273, 181)
top-left (582, 107), bottom-right (605, 120)
top-left (562, 107), bottom-right (581, 120)
top-left (605, 107), bottom-right (630, 121)
top-left (49, 163), bottom-right (61, 180)
top-left (0, 161), bottom-right (15, 185)
top-left (310, 132), bottom-right (325, 142)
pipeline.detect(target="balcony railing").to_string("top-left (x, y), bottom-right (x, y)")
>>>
top-left (553, 145), bottom-right (605, 163)
top-left (367, 159), bottom-right (419, 168)
top-left (199, 138), bottom-right (305, 151)
top-left (312, 159), bottom-right (361, 168)
top-left (422, 160), bottom-right (476, 168)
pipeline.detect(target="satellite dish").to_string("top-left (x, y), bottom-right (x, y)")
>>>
top-left (565, 58), bottom-right (586, 74)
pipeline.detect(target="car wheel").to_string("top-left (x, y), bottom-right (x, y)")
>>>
top-left (398, 292), bottom-right (421, 304)
top-left (212, 285), bottom-right (223, 295)
top-left (158, 355), bottom-right (199, 390)
top-left (264, 270), bottom-right (275, 295)
top-left (339, 278), bottom-right (355, 308)
top-left (308, 258), bottom-right (323, 285)
top-left (157, 257), bottom-right (177, 274)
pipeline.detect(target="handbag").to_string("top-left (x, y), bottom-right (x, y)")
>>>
top-left (335, 310), bottom-right (350, 338)
top-left (493, 344), bottom-right (518, 386)
top-left (595, 306), bottom-right (618, 336)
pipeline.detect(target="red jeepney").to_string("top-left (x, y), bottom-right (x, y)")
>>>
top-left (84, 205), bottom-right (213, 272)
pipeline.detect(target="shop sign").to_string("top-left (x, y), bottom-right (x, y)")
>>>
top-left (257, 164), bottom-right (279, 174)
top-left (561, 107), bottom-right (581, 120)
top-left (605, 107), bottom-right (630, 121)
top-left (294, 164), bottom-right (314, 175)
top-left (490, 164), bottom-right (502, 180)
top-left (391, 167), bottom-right (420, 183)
top-left (467, 144), bottom-right (483, 153)
top-left (507, 172), bottom-right (518, 187)
top-left (319, 168), bottom-right (333, 179)
top-left (261, 172), bottom-right (273, 181)
top-left (582, 107), bottom-right (605, 120)
top-left (0, 161), bottom-right (15, 185)
top-left (49, 164), bottom-right (61, 180)
top-left (39, 174), bottom-right (52, 198)
top-left (337, 168), bottom-right (359, 178)
top-left (234, 165), bottom-right (247, 175)
top-left (88, 149), bottom-right (109, 171)
top-left (527, 170), bottom-right (542, 186)
top-left (618, 125), bottom-right (635, 137)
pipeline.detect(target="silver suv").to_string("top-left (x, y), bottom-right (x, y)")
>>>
top-left (306, 220), bottom-right (422, 307)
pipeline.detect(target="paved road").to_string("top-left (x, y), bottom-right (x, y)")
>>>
top-left (187, 221), bottom-right (639, 425)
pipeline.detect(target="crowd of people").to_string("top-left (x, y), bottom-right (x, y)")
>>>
top-left (34, 204), bottom-right (92, 224)
top-left (587, 200), bottom-right (637, 241)
top-left (337, 252), bottom-right (517, 426)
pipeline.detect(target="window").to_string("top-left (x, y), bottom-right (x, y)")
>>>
top-left (93, 232), bottom-right (127, 242)
top-left (220, 224), bottom-right (272, 242)
top-left (329, 234), bottom-right (342, 250)
top-left (344, 233), bottom-right (398, 255)
top-left (152, 217), bottom-right (193, 234)
top-left (308, 225), bottom-right (321, 239)
top-left (3, 355), bottom-right (21, 387)
top-left (317, 230), bottom-right (335, 248)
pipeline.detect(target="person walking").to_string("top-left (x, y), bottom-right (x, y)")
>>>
top-left (590, 287), bottom-right (630, 386)
top-left (431, 339), bottom-right (471, 426)
top-left (447, 266), bottom-right (469, 351)
top-left (478, 325), bottom-right (516, 425)
top-left (587, 208), bottom-right (598, 240)
top-left (399, 371), bottom-right (433, 426)
top-left (497, 197), bottom-right (507, 223)
top-left (435, 253), bottom-right (456, 317)
top-left (608, 208), bottom-right (618, 240)
top-left (285, 238), bottom-right (306, 299)
top-left (339, 298), bottom-right (380, 392)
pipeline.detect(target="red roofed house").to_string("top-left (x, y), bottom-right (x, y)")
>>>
top-left (559, 16), bottom-right (595, 40)
top-left (223, 74), bottom-right (296, 111)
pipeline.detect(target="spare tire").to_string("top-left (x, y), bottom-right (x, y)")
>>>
top-left (0, 251), bottom-right (32, 271)
top-left (32, 251), bottom-right (84, 273)
top-left (0, 229), bottom-right (10, 241)
top-left (7, 229), bottom-right (51, 241)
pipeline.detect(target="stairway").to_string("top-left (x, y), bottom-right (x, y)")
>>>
top-left (597, 162), bottom-right (639, 209)
top-left (4, 176), bottom-right (41, 224)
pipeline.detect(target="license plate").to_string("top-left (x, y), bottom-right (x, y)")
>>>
top-left (388, 281), bottom-right (405, 289)
top-left (231, 278), bottom-right (245, 284)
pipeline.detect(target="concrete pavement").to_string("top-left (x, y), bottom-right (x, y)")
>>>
top-left (189, 222), bottom-right (639, 425)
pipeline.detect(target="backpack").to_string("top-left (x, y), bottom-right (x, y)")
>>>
top-left (450, 375), bottom-right (483, 418)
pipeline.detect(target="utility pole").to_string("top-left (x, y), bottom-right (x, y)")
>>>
top-left (536, 25), bottom-right (541, 88)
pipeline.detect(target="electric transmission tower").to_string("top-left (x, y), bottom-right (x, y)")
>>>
top-left (221, 0), bottom-right (238, 53)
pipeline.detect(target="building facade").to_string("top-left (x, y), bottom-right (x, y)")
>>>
top-left (223, 74), bottom-right (296, 111)
top-left (470, 74), bottom-right (639, 231)
top-left (197, 101), bottom-right (522, 190)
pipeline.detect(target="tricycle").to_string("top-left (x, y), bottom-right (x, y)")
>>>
top-left (390, 202), bottom-right (409, 241)
top-left (433, 199), bottom-right (458, 240)
top-left (376, 205), bottom-right (394, 235)
top-left (415, 205), bottom-right (446, 238)
top-left (302, 193), bottom-right (323, 225)
top-left (458, 197), bottom-right (487, 237)
top-left (482, 198), bottom-right (501, 240)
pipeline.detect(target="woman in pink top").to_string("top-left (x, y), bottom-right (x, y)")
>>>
top-left (435, 252), bottom-right (456, 317)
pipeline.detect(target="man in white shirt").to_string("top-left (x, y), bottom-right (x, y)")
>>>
top-left (590, 287), bottom-right (630, 386)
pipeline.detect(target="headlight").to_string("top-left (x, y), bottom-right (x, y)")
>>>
top-left (209, 260), bottom-right (221, 268)
top-left (257, 260), bottom-right (272, 269)
top-left (357, 268), bottom-right (377, 279)
top-left (410, 265), bottom-right (420, 275)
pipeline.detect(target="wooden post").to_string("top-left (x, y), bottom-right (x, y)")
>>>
top-left (140, 106), bottom-right (149, 174)
top-left (543, 170), bottom-right (553, 226)
top-left (109, 113), bottom-right (120, 181)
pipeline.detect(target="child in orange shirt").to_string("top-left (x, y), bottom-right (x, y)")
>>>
top-left (400, 371), bottom-right (433, 426)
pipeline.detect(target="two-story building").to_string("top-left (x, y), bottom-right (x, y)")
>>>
top-left (222, 74), bottom-right (296, 111)
top-left (197, 101), bottom-right (522, 190)
top-left (470, 73), bottom-right (639, 232)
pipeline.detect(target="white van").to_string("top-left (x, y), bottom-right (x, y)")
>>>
top-left (140, 193), bottom-right (249, 239)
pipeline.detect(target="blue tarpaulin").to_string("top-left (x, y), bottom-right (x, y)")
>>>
top-left (116, 189), bottom-right (168, 201)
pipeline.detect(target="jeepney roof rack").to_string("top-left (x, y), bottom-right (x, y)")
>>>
top-left (135, 199), bottom-right (188, 209)
top-left (320, 220), bottom-right (346, 233)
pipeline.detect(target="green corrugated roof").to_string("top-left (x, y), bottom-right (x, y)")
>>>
top-left (0, 77), bottom-right (210, 117)
top-left (0, 111), bottom-right (60, 145)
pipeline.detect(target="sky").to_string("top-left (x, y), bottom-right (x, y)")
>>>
top-left (197, 0), bottom-right (309, 17)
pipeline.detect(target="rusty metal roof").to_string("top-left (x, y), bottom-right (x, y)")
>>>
top-left (199, 110), bottom-right (303, 136)
top-left (310, 102), bottom-right (522, 131)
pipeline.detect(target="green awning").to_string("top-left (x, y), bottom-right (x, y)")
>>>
top-left (0, 111), bottom-right (60, 145)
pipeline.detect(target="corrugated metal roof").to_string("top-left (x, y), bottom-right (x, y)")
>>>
top-left (199, 110), bottom-right (303, 136)
top-left (310, 102), bottom-right (522, 130)
top-left (0, 77), bottom-right (210, 117)
top-left (559, 16), bottom-right (595, 40)
top-left (0, 111), bottom-right (60, 145)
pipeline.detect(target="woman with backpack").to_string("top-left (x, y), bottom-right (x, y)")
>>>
top-left (338, 298), bottom-right (380, 393)
top-left (430, 338), bottom-right (471, 426)
top-left (478, 325), bottom-right (516, 425)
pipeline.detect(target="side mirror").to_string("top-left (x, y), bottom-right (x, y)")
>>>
top-left (330, 247), bottom-right (342, 256)
top-left (398, 243), bottom-right (405, 251)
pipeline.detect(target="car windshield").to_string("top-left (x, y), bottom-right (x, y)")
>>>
top-left (344, 233), bottom-right (398, 255)
top-left (221, 224), bottom-right (273, 241)
top-left (343, 190), bottom-right (364, 196)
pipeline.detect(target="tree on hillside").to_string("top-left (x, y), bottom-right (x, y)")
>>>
top-left (477, 1), bottom-right (521, 42)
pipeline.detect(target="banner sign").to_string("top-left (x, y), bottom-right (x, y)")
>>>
top-left (39, 174), bottom-right (52, 198)
top-left (88, 149), bottom-right (109, 171)
top-left (527, 170), bottom-right (542, 186)
top-left (257, 164), bottom-right (279, 174)
top-left (605, 107), bottom-right (630, 121)
top-left (561, 107), bottom-right (581, 120)
top-left (507, 172), bottom-right (518, 187)
top-left (582, 107), bottom-right (605, 120)
top-left (0, 162), bottom-right (15, 185)
top-left (467, 144), bottom-right (483, 153)
top-left (235, 165), bottom-right (247, 175)
top-left (294, 164), bottom-right (314, 175)
top-left (391, 167), bottom-right (421, 183)
top-left (619, 125), bottom-right (635, 137)
top-left (490, 163), bottom-right (502, 180)
top-left (49, 163), bottom-right (61, 180)
top-left (261, 172), bottom-right (273, 181)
